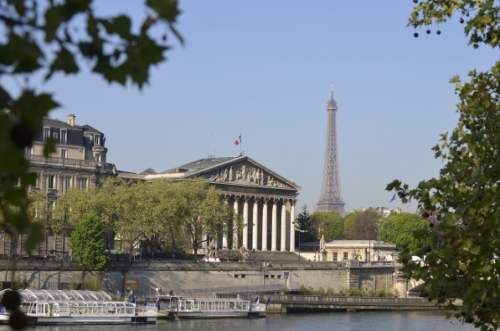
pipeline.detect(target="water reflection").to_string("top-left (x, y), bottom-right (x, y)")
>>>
top-left (5, 311), bottom-right (476, 331)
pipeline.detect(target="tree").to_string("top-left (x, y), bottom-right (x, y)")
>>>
top-left (294, 205), bottom-right (316, 243)
top-left (343, 210), bottom-right (361, 240)
top-left (348, 209), bottom-right (380, 240)
top-left (69, 214), bottom-right (108, 286)
top-left (176, 179), bottom-right (233, 256)
top-left (378, 212), bottom-right (430, 254)
top-left (0, 0), bottom-right (182, 254)
top-left (309, 210), bottom-right (345, 241)
top-left (388, 2), bottom-right (500, 329)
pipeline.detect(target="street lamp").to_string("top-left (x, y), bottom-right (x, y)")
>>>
top-left (292, 222), bottom-right (307, 261)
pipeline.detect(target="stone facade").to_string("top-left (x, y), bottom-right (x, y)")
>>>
top-left (0, 261), bottom-right (406, 296)
top-left (0, 114), bottom-right (117, 259)
top-left (119, 156), bottom-right (301, 253)
top-left (29, 114), bottom-right (117, 203)
top-left (302, 240), bottom-right (398, 263)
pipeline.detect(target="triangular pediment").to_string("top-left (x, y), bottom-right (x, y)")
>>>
top-left (188, 157), bottom-right (299, 190)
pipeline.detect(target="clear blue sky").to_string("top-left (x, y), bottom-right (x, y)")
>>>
top-left (21, 1), bottom-right (500, 213)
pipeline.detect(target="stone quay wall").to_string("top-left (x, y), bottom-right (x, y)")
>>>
top-left (0, 260), bottom-right (408, 297)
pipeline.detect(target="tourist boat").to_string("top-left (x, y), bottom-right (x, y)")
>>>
top-left (0, 289), bottom-right (157, 325)
top-left (155, 294), bottom-right (267, 319)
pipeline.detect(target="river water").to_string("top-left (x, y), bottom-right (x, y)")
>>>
top-left (4, 311), bottom-right (477, 331)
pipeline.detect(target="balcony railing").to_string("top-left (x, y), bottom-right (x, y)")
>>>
top-left (28, 155), bottom-right (115, 172)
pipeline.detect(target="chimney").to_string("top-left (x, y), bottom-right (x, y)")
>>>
top-left (67, 114), bottom-right (76, 126)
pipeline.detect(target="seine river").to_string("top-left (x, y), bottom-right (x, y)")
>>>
top-left (2, 311), bottom-right (476, 331)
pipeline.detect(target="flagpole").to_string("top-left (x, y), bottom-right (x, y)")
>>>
top-left (240, 132), bottom-right (242, 154)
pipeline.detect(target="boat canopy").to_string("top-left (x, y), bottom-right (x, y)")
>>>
top-left (0, 290), bottom-right (112, 302)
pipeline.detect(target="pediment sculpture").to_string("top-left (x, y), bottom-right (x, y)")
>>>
top-left (204, 162), bottom-right (287, 188)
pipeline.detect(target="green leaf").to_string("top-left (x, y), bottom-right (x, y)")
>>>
top-left (43, 137), bottom-right (56, 157)
top-left (11, 90), bottom-right (60, 120)
top-left (24, 222), bottom-right (45, 253)
top-left (4, 188), bottom-right (26, 205)
top-left (0, 33), bottom-right (43, 73)
top-left (44, 5), bottom-right (64, 42)
top-left (45, 47), bottom-right (79, 80)
top-left (92, 56), bottom-right (127, 85)
top-left (99, 15), bottom-right (132, 41)
top-left (146, 0), bottom-right (181, 22)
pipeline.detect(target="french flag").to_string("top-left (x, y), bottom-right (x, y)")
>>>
top-left (254, 295), bottom-right (259, 305)
top-left (266, 297), bottom-right (271, 307)
top-left (144, 299), bottom-right (148, 307)
top-left (156, 299), bottom-right (161, 311)
top-left (234, 135), bottom-right (241, 146)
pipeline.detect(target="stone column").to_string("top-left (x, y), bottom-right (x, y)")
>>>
top-left (271, 199), bottom-right (278, 251)
top-left (222, 196), bottom-right (229, 248)
top-left (40, 171), bottom-right (46, 191)
top-left (261, 198), bottom-right (268, 251)
top-left (290, 200), bottom-right (296, 252)
top-left (252, 198), bottom-right (258, 250)
top-left (280, 199), bottom-right (287, 252)
top-left (243, 197), bottom-right (249, 249)
top-left (233, 197), bottom-right (239, 249)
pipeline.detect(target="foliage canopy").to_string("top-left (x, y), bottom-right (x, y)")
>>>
top-left (69, 214), bottom-right (108, 284)
top-left (55, 178), bottom-right (236, 257)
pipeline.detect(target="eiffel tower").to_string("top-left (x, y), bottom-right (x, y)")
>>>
top-left (317, 86), bottom-right (345, 214)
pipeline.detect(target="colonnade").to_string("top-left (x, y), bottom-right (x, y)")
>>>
top-left (222, 195), bottom-right (296, 251)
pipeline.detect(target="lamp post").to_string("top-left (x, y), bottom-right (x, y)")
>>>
top-left (292, 221), bottom-right (307, 261)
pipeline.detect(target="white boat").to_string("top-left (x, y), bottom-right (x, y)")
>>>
top-left (0, 289), bottom-right (157, 325)
top-left (155, 294), bottom-right (267, 319)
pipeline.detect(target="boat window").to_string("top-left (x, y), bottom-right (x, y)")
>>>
top-left (191, 300), bottom-right (199, 309)
top-left (229, 301), bottom-right (235, 309)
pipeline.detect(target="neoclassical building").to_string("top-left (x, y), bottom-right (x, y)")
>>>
top-left (4, 114), bottom-right (300, 257)
top-left (119, 155), bottom-right (301, 252)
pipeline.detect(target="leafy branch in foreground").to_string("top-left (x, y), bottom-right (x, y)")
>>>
top-left (0, 0), bottom-right (182, 253)
top-left (388, 62), bottom-right (500, 331)
top-left (388, 1), bottom-right (500, 330)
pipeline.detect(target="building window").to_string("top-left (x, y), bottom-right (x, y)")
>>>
top-left (52, 132), bottom-right (58, 140)
top-left (26, 147), bottom-right (32, 155)
top-left (343, 252), bottom-right (348, 261)
top-left (94, 135), bottom-right (100, 146)
top-left (94, 154), bottom-right (100, 162)
top-left (84, 135), bottom-right (93, 148)
top-left (80, 178), bottom-right (87, 189)
top-left (43, 127), bottom-right (50, 141)
top-left (61, 149), bottom-right (67, 159)
top-left (333, 252), bottom-right (338, 262)
top-left (61, 130), bottom-right (67, 144)
top-left (48, 175), bottom-right (55, 189)
top-left (64, 177), bottom-right (71, 190)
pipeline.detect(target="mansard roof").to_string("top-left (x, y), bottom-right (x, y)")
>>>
top-left (162, 156), bottom-right (239, 175)
top-left (42, 118), bottom-right (103, 135)
top-left (43, 118), bottom-right (76, 130)
top-left (80, 124), bottom-right (102, 134)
